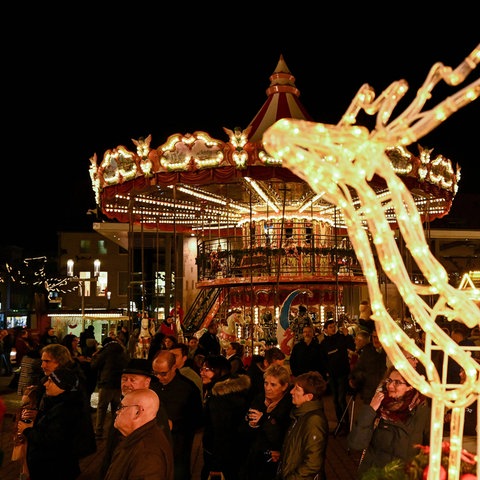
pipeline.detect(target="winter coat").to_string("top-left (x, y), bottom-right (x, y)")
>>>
top-left (100, 389), bottom-right (173, 478)
top-left (289, 339), bottom-right (323, 378)
top-left (349, 343), bottom-right (387, 403)
top-left (347, 400), bottom-right (430, 476)
top-left (23, 390), bottom-right (83, 480)
top-left (199, 331), bottom-right (221, 356)
top-left (319, 331), bottom-right (355, 378)
top-left (246, 360), bottom-right (266, 400)
top-left (240, 390), bottom-right (293, 480)
top-left (202, 374), bottom-right (251, 479)
top-left (279, 399), bottom-right (329, 480)
top-left (153, 371), bottom-right (204, 478)
top-left (91, 340), bottom-right (128, 389)
top-left (104, 419), bottom-right (174, 480)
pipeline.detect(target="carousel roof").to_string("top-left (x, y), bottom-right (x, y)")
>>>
top-left (89, 55), bottom-right (459, 241)
top-left (247, 55), bottom-right (313, 143)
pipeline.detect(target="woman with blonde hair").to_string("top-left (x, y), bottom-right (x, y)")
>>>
top-left (241, 364), bottom-right (292, 480)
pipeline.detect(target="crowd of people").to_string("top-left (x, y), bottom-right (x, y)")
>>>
top-left (3, 304), bottom-right (479, 480)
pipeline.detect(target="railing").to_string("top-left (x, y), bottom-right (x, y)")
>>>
top-left (183, 287), bottom-right (222, 335)
top-left (197, 234), bottom-right (363, 280)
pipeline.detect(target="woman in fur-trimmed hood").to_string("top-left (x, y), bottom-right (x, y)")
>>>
top-left (200, 354), bottom-right (251, 480)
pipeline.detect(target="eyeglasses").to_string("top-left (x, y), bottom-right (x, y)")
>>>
top-left (385, 378), bottom-right (407, 387)
top-left (200, 367), bottom-right (213, 372)
top-left (152, 368), bottom-right (171, 377)
top-left (116, 404), bottom-right (142, 412)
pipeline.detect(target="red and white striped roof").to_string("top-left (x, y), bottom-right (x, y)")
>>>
top-left (247, 55), bottom-right (313, 144)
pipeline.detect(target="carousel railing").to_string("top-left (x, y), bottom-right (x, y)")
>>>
top-left (196, 234), bottom-right (363, 280)
top-left (182, 287), bottom-right (222, 335)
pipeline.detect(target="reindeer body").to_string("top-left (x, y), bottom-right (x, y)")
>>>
top-left (264, 45), bottom-right (480, 480)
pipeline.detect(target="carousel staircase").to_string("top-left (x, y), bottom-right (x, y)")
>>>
top-left (183, 287), bottom-right (222, 335)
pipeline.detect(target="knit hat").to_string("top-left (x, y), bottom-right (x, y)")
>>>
top-left (122, 358), bottom-right (154, 378)
top-left (49, 368), bottom-right (79, 391)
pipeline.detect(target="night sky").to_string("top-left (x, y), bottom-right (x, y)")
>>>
top-left (3, 8), bottom-right (479, 254)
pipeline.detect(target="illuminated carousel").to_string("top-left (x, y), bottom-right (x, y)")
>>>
top-left (89, 55), bottom-right (459, 352)
top-left (87, 45), bottom-right (480, 479)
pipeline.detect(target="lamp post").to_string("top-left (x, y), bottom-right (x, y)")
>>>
top-left (67, 259), bottom-right (100, 331)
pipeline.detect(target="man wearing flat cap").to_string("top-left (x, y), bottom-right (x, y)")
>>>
top-left (100, 358), bottom-right (172, 478)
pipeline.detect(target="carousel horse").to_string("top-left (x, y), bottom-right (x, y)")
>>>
top-left (264, 45), bottom-right (480, 480)
top-left (218, 311), bottom-right (243, 351)
top-left (137, 315), bottom-right (152, 359)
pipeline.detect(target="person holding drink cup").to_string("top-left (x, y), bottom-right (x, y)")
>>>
top-left (240, 364), bottom-right (292, 480)
top-left (16, 368), bottom-right (85, 480)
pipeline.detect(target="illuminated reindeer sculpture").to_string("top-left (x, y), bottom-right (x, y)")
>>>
top-left (263, 45), bottom-right (480, 480)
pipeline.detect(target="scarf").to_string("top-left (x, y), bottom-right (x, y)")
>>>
top-left (264, 390), bottom-right (288, 413)
top-left (378, 389), bottom-right (426, 423)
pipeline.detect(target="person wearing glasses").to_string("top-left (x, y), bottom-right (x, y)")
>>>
top-left (152, 350), bottom-right (203, 480)
top-left (100, 358), bottom-right (173, 478)
top-left (104, 388), bottom-right (174, 480)
top-left (348, 366), bottom-right (430, 478)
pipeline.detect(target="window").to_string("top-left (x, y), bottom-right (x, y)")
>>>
top-left (96, 271), bottom-right (108, 296)
top-left (79, 272), bottom-right (92, 296)
top-left (7, 315), bottom-right (28, 328)
top-left (80, 240), bottom-right (91, 254)
top-left (98, 240), bottom-right (107, 255)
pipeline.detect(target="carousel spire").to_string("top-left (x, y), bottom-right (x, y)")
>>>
top-left (247, 55), bottom-right (313, 144)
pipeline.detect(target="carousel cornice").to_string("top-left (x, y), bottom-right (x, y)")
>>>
top-left (89, 54), bottom-right (459, 232)
top-left (91, 134), bottom-right (457, 232)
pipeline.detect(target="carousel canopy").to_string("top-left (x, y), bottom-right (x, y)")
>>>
top-left (89, 55), bottom-right (458, 242)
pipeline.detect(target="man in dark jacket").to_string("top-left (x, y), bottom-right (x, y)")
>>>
top-left (289, 325), bottom-right (323, 379)
top-left (152, 350), bottom-right (203, 480)
top-left (199, 321), bottom-right (221, 356)
top-left (319, 319), bottom-right (355, 434)
top-left (349, 329), bottom-right (387, 404)
top-left (91, 338), bottom-right (129, 438)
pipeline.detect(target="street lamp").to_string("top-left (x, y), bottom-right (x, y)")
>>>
top-left (67, 258), bottom-right (100, 331)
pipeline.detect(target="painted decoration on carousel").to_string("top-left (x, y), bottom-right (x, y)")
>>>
top-left (277, 288), bottom-right (313, 356)
top-left (137, 314), bottom-right (153, 359)
top-left (264, 45), bottom-right (480, 480)
top-left (159, 131), bottom-right (225, 171)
